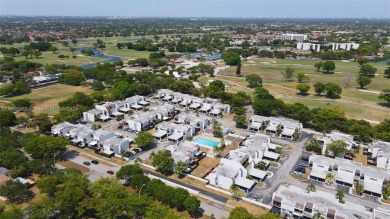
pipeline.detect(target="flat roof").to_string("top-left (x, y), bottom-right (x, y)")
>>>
top-left (235, 177), bottom-right (255, 189)
top-left (274, 184), bottom-right (371, 219)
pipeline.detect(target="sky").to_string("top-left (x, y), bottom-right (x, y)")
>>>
top-left (0, 0), bottom-right (389, 18)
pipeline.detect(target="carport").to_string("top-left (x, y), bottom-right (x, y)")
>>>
top-left (335, 171), bottom-right (354, 187)
top-left (249, 168), bottom-right (267, 182)
top-left (309, 170), bottom-right (326, 182)
top-left (154, 130), bottom-right (167, 140)
top-left (235, 177), bottom-right (255, 193)
top-left (264, 151), bottom-right (280, 161)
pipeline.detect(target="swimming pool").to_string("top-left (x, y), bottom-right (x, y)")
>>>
top-left (192, 137), bottom-right (219, 148)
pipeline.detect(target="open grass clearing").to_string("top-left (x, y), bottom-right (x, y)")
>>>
top-left (191, 157), bottom-right (219, 178)
top-left (0, 84), bottom-right (93, 115)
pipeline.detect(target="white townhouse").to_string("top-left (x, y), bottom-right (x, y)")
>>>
top-left (154, 122), bottom-right (176, 140)
top-left (174, 112), bottom-right (210, 131)
top-left (150, 104), bottom-right (176, 121)
top-left (209, 103), bottom-right (231, 116)
top-left (236, 133), bottom-right (280, 163)
top-left (309, 154), bottom-right (390, 197)
top-left (316, 132), bottom-right (358, 155)
top-left (208, 158), bottom-right (255, 193)
top-left (189, 97), bottom-right (204, 110)
top-left (167, 123), bottom-right (195, 143)
top-left (126, 112), bottom-right (158, 132)
top-left (226, 150), bottom-right (267, 183)
top-left (123, 95), bottom-right (149, 110)
top-left (367, 140), bottom-right (390, 170)
top-left (68, 125), bottom-right (94, 147)
top-left (89, 129), bottom-right (115, 147)
top-left (100, 136), bottom-right (132, 155)
top-left (248, 115), bottom-right (303, 139)
top-left (164, 141), bottom-right (202, 169)
top-left (271, 184), bottom-right (373, 219)
top-left (51, 122), bottom-right (78, 136)
top-left (199, 97), bottom-right (219, 114)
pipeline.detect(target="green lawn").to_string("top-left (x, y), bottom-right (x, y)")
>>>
top-left (217, 57), bottom-right (390, 122)
top-left (0, 84), bottom-right (93, 115)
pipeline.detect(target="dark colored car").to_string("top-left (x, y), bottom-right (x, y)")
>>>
top-left (83, 161), bottom-right (91, 166)
top-left (107, 170), bottom-right (115, 175)
top-left (301, 157), bottom-right (309, 161)
top-left (91, 160), bottom-right (99, 165)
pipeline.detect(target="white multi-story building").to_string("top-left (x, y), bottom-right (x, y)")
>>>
top-left (331, 43), bottom-right (359, 51)
top-left (100, 136), bottom-right (132, 155)
top-left (272, 184), bottom-right (375, 219)
top-left (316, 132), bottom-right (358, 155)
top-left (174, 112), bottom-right (210, 131)
top-left (165, 141), bottom-right (202, 169)
top-left (309, 154), bottom-right (390, 197)
top-left (248, 115), bottom-right (303, 139)
top-left (281, 34), bottom-right (308, 42)
top-left (367, 140), bottom-right (390, 170)
top-left (126, 112), bottom-right (158, 132)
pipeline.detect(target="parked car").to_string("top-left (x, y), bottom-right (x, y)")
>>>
top-left (83, 161), bottom-right (91, 166)
top-left (134, 148), bottom-right (142, 152)
top-left (301, 157), bottom-right (309, 161)
top-left (253, 195), bottom-right (259, 200)
top-left (344, 153), bottom-right (354, 159)
top-left (296, 167), bottom-right (306, 174)
top-left (293, 171), bottom-right (303, 176)
top-left (107, 170), bottom-right (115, 175)
top-left (91, 160), bottom-right (99, 165)
top-left (299, 163), bottom-right (308, 167)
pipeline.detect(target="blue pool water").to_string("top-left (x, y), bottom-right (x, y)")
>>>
top-left (192, 137), bottom-right (219, 148)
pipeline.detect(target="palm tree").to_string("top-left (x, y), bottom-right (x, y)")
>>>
top-left (230, 184), bottom-right (240, 200)
top-left (313, 210), bottom-right (324, 219)
top-left (306, 182), bottom-right (316, 193)
top-left (336, 189), bottom-right (344, 202)
top-left (355, 181), bottom-right (364, 196)
top-left (325, 173), bottom-right (335, 186)
top-left (257, 161), bottom-right (268, 170)
top-left (175, 161), bottom-right (188, 176)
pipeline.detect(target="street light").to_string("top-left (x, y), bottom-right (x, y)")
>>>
top-left (139, 183), bottom-right (146, 197)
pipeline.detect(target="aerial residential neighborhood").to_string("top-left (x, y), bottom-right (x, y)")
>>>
top-left (1, 1), bottom-right (390, 218)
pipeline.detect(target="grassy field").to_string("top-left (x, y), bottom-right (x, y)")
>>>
top-left (0, 84), bottom-right (93, 115)
top-left (217, 57), bottom-right (390, 122)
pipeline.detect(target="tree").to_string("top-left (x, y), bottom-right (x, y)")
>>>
top-left (116, 164), bottom-right (143, 182)
top-left (313, 210), bottom-right (325, 219)
top-left (383, 184), bottom-right (390, 199)
top-left (0, 180), bottom-right (34, 204)
top-left (359, 64), bottom-right (377, 77)
top-left (326, 140), bottom-right (348, 157)
top-left (0, 110), bottom-right (16, 127)
top-left (324, 83), bottom-right (342, 98)
top-left (12, 98), bottom-right (32, 109)
top-left (357, 57), bottom-right (369, 66)
top-left (72, 39), bottom-right (78, 45)
top-left (58, 72), bottom-right (84, 86)
top-left (245, 74), bottom-right (262, 88)
top-left (229, 207), bottom-right (254, 219)
top-left (311, 107), bottom-right (346, 132)
top-left (336, 189), bottom-right (344, 203)
top-left (151, 150), bottom-right (174, 175)
top-left (281, 66), bottom-right (295, 81)
top-left (296, 83), bottom-right (311, 95)
top-left (230, 184), bottom-right (240, 199)
top-left (322, 61), bottom-right (336, 73)
top-left (134, 131), bottom-right (154, 149)
top-left (379, 89), bottom-right (390, 105)
top-left (235, 61), bottom-right (241, 76)
top-left (49, 46), bottom-right (58, 54)
top-left (256, 161), bottom-right (268, 170)
top-left (61, 41), bottom-right (70, 47)
top-left (69, 47), bottom-right (75, 54)
top-left (385, 68), bottom-right (390, 78)
top-left (175, 161), bottom-right (188, 176)
top-left (296, 72), bottom-right (309, 83)
top-left (45, 64), bottom-right (57, 74)
top-left (222, 50), bottom-right (241, 65)
top-left (356, 75), bottom-right (372, 89)
top-left (212, 120), bottom-right (223, 138)
top-left (314, 62), bottom-right (323, 72)
top-left (314, 82), bottom-right (326, 95)
top-left (355, 181), bottom-right (364, 195)
top-left (24, 136), bottom-right (68, 159)
top-left (325, 173), bottom-right (336, 186)
top-left (203, 80), bottom-right (225, 99)
top-left (184, 196), bottom-right (200, 217)
top-left (172, 188), bottom-right (190, 211)
top-left (91, 80), bottom-right (105, 91)
top-left (306, 182), bottom-right (316, 193)
top-left (234, 115), bottom-right (247, 129)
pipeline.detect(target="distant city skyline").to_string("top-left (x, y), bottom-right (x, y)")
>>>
top-left (0, 0), bottom-right (389, 18)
